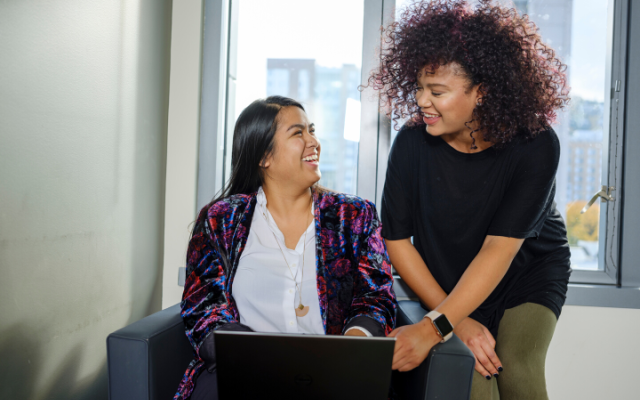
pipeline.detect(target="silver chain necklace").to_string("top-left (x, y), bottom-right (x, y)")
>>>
top-left (261, 199), bottom-right (313, 317)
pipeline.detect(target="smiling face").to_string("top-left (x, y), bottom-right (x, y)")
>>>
top-left (262, 106), bottom-right (321, 189)
top-left (415, 63), bottom-right (482, 144)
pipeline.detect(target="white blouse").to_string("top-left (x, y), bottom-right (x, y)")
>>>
top-left (233, 187), bottom-right (324, 334)
top-left (232, 187), bottom-right (370, 336)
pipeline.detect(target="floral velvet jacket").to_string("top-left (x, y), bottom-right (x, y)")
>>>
top-left (173, 189), bottom-right (397, 400)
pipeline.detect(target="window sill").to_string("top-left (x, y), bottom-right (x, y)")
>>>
top-left (392, 276), bottom-right (640, 309)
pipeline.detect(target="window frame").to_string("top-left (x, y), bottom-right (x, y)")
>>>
top-left (373, 0), bottom-right (640, 308)
top-left (357, 0), bottom-right (394, 203)
top-left (568, 0), bottom-right (627, 287)
top-left (197, 0), bottom-right (640, 308)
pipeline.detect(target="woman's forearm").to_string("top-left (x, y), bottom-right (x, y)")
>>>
top-left (388, 236), bottom-right (523, 329)
top-left (386, 238), bottom-right (447, 310)
top-left (436, 235), bottom-right (523, 327)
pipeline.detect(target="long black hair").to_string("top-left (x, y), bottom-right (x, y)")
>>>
top-left (212, 95), bottom-right (305, 205)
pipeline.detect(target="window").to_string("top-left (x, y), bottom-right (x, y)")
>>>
top-left (199, 0), bottom-right (640, 307)
top-left (386, 0), bottom-right (625, 286)
top-left (224, 0), bottom-right (365, 195)
top-left (526, 0), bottom-right (624, 284)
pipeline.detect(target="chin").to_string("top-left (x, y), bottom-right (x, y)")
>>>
top-left (307, 173), bottom-right (321, 188)
top-left (425, 125), bottom-right (443, 137)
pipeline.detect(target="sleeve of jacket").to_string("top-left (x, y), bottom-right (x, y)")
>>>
top-left (343, 200), bottom-right (397, 336)
top-left (181, 204), bottom-right (241, 362)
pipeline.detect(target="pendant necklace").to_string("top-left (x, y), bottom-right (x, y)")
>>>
top-left (262, 199), bottom-right (313, 317)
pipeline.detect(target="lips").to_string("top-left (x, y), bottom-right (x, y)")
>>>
top-left (423, 113), bottom-right (441, 125)
top-left (302, 153), bottom-right (319, 166)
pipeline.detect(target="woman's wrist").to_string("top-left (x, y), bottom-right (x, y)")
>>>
top-left (418, 318), bottom-right (439, 339)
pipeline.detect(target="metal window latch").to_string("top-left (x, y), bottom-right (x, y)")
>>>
top-left (581, 185), bottom-right (615, 214)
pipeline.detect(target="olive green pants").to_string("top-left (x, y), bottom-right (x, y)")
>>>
top-left (470, 302), bottom-right (558, 400)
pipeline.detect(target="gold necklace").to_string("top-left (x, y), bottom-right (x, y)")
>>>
top-left (261, 199), bottom-right (313, 317)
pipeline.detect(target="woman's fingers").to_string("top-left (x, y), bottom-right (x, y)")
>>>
top-left (392, 344), bottom-right (421, 372)
top-left (391, 320), bottom-right (439, 371)
top-left (474, 357), bottom-right (492, 379)
top-left (473, 343), bottom-right (499, 377)
top-left (397, 359), bottom-right (421, 372)
top-left (392, 352), bottom-right (411, 370)
top-left (391, 342), bottom-right (412, 370)
top-left (479, 339), bottom-right (502, 375)
top-left (391, 327), bottom-right (409, 369)
top-left (455, 317), bottom-right (502, 379)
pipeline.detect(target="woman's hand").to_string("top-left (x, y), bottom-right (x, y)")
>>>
top-left (454, 317), bottom-right (502, 378)
top-left (389, 319), bottom-right (441, 371)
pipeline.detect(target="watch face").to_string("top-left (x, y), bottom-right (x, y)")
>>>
top-left (433, 315), bottom-right (454, 337)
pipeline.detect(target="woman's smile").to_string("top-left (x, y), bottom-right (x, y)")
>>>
top-left (422, 112), bottom-right (441, 125)
top-left (302, 153), bottom-right (319, 167)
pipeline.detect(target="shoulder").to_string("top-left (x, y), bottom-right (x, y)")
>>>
top-left (205, 193), bottom-right (253, 219)
top-left (317, 190), bottom-right (380, 235)
top-left (390, 124), bottom-right (441, 165)
top-left (505, 127), bottom-right (560, 178)
top-left (317, 190), bottom-right (377, 216)
top-left (513, 127), bottom-right (560, 157)
top-left (393, 123), bottom-right (430, 149)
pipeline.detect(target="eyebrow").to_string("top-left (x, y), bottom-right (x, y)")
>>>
top-left (425, 83), bottom-right (449, 89)
top-left (287, 123), bottom-right (315, 131)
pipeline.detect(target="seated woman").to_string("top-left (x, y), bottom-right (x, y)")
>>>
top-left (173, 96), bottom-right (397, 400)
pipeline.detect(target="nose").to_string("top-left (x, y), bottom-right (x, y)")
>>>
top-left (416, 91), bottom-right (432, 109)
top-left (306, 132), bottom-right (320, 149)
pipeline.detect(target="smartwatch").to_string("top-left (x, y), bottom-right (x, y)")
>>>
top-left (424, 310), bottom-right (454, 343)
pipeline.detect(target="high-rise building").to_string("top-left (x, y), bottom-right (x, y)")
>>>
top-left (266, 58), bottom-right (360, 194)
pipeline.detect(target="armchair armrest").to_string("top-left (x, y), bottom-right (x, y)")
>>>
top-left (392, 300), bottom-right (475, 400)
top-left (107, 304), bottom-right (193, 400)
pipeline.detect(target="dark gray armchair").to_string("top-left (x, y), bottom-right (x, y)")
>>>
top-left (106, 301), bottom-right (474, 400)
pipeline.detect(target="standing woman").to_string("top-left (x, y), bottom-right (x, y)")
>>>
top-left (173, 96), bottom-right (396, 400)
top-left (370, 1), bottom-right (571, 399)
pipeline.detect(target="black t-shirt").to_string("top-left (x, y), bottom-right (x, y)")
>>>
top-left (381, 125), bottom-right (572, 337)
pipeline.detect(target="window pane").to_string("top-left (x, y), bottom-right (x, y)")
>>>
top-left (229, 0), bottom-right (365, 195)
top-left (523, 0), bottom-right (612, 271)
top-left (390, 0), bottom-right (613, 271)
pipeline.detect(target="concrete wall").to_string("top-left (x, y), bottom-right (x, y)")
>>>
top-left (162, 0), bottom-right (203, 310)
top-left (0, 1), bottom-right (172, 399)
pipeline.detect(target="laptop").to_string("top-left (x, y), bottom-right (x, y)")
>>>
top-left (214, 331), bottom-right (396, 400)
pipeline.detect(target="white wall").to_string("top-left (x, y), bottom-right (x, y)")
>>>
top-left (0, 1), bottom-right (171, 399)
top-left (162, 0), bottom-right (204, 310)
top-left (546, 305), bottom-right (640, 399)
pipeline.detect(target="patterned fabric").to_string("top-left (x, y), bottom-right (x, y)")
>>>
top-left (173, 189), bottom-right (397, 400)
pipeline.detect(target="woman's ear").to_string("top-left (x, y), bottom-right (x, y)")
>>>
top-left (260, 156), bottom-right (271, 169)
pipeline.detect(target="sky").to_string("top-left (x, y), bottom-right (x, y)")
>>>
top-left (233, 0), bottom-right (610, 116)
top-left (568, 0), bottom-right (609, 102)
top-left (234, 0), bottom-right (365, 119)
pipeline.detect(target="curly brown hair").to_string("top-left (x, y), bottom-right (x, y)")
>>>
top-left (367, 0), bottom-right (570, 146)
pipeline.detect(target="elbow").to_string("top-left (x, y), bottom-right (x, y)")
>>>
top-left (483, 235), bottom-right (524, 261)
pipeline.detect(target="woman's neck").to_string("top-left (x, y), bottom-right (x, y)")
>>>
top-left (441, 128), bottom-right (494, 153)
top-left (261, 182), bottom-right (313, 224)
